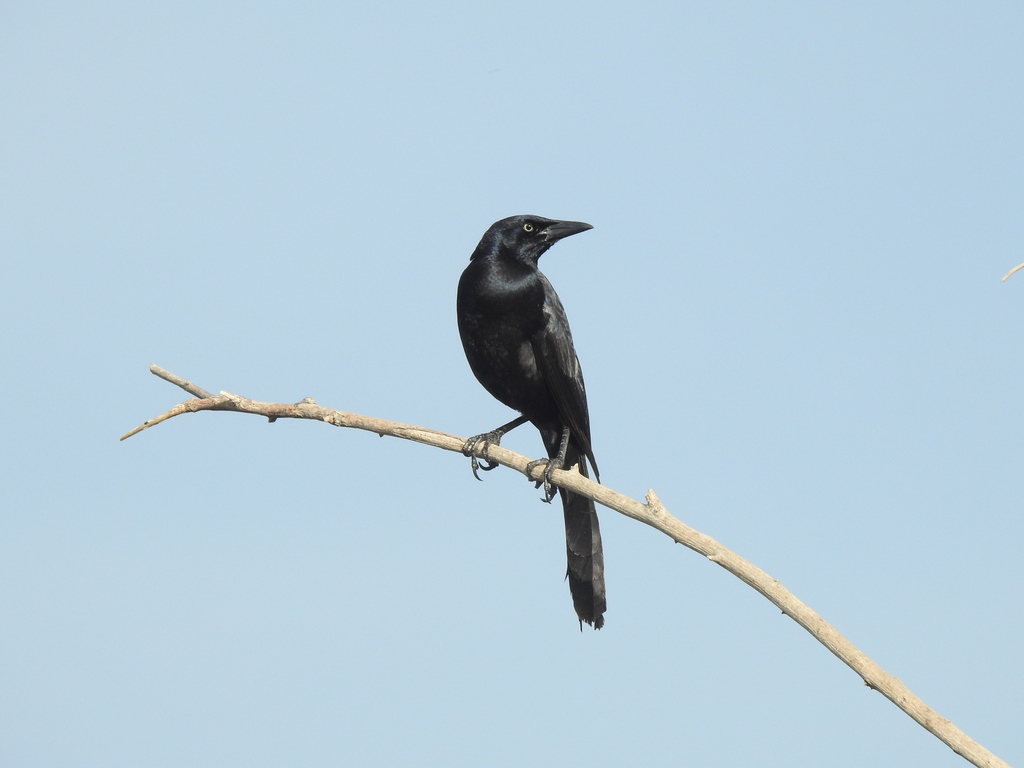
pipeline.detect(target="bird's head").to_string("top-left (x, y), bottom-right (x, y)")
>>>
top-left (471, 215), bottom-right (593, 264)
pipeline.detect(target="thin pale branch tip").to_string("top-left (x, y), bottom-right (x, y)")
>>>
top-left (1001, 262), bottom-right (1024, 281)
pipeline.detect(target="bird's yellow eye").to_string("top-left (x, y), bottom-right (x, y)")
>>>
top-left (523, 223), bottom-right (534, 232)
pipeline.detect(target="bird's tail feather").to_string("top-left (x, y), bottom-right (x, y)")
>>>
top-left (542, 431), bottom-right (606, 629)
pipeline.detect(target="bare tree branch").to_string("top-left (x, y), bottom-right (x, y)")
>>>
top-left (1001, 262), bottom-right (1024, 281)
top-left (122, 364), bottom-right (1011, 768)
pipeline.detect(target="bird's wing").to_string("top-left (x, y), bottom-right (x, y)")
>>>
top-left (532, 274), bottom-right (599, 480)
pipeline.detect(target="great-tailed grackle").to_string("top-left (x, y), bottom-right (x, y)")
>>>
top-left (457, 215), bottom-right (606, 629)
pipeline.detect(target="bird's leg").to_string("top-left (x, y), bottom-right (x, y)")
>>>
top-left (526, 426), bottom-right (571, 503)
top-left (462, 415), bottom-right (530, 481)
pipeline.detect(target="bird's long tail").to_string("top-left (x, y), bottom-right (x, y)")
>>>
top-left (542, 431), bottom-right (606, 629)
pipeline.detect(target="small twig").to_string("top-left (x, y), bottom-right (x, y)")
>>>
top-left (1001, 262), bottom-right (1024, 282)
top-left (150, 365), bottom-right (216, 398)
top-left (121, 365), bottom-right (1011, 768)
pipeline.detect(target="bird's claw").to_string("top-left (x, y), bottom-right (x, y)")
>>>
top-left (470, 455), bottom-right (499, 481)
top-left (462, 432), bottom-right (502, 481)
top-left (526, 457), bottom-right (560, 503)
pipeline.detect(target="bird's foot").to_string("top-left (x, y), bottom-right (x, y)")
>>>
top-left (462, 431), bottom-right (503, 481)
top-left (526, 456), bottom-right (561, 503)
top-left (462, 416), bottom-right (531, 482)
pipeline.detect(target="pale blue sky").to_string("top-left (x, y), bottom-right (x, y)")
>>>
top-left (1, 3), bottom-right (1021, 766)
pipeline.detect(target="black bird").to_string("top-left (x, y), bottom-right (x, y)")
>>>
top-left (457, 215), bottom-right (605, 629)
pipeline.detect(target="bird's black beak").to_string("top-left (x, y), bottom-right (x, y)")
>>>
top-left (540, 220), bottom-right (593, 242)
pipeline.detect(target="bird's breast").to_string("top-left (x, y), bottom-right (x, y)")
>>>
top-left (457, 260), bottom-right (551, 414)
